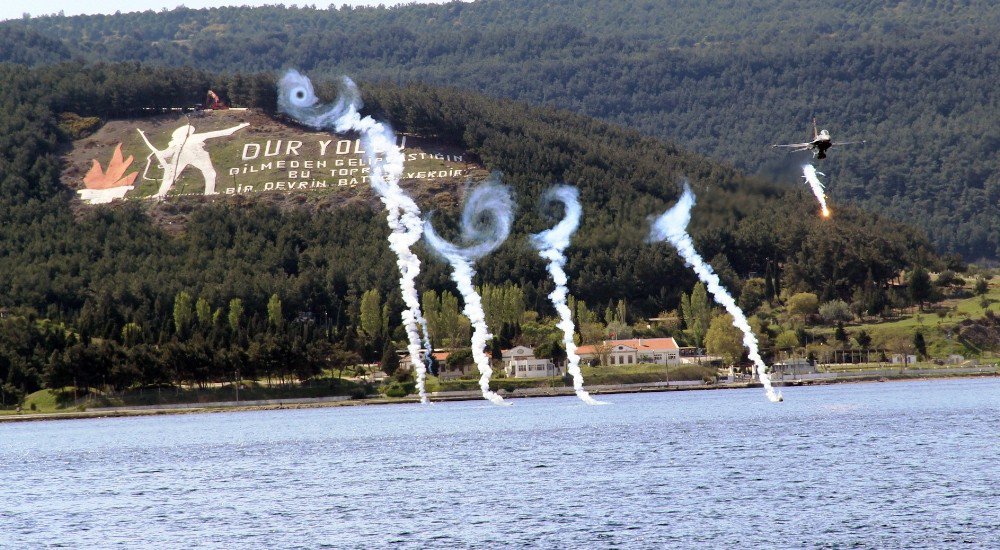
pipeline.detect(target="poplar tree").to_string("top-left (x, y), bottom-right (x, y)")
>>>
top-left (267, 294), bottom-right (283, 329)
top-left (173, 291), bottom-right (194, 337)
top-left (196, 297), bottom-right (212, 328)
top-left (439, 291), bottom-right (463, 347)
top-left (359, 289), bottom-right (383, 343)
top-left (421, 289), bottom-right (441, 343)
top-left (681, 282), bottom-right (711, 348)
top-left (228, 298), bottom-right (244, 333)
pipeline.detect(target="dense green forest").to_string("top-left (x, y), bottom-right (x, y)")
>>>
top-left (0, 60), bottom-right (936, 403)
top-left (2, 0), bottom-right (997, 260)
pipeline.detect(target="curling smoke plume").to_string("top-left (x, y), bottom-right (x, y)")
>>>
top-left (649, 182), bottom-right (783, 403)
top-left (424, 179), bottom-right (515, 405)
top-left (802, 164), bottom-right (831, 218)
top-left (278, 70), bottom-right (433, 403)
top-left (531, 186), bottom-right (602, 405)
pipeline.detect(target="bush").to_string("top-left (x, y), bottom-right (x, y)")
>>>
top-left (382, 381), bottom-right (415, 398)
top-left (819, 300), bottom-right (853, 323)
top-left (57, 112), bottom-right (102, 139)
top-left (935, 269), bottom-right (957, 288)
top-left (788, 293), bottom-right (820, 318)
top-left (775, 330), bottom-right (799, 349)
top-left (446, 348), bottom-right (473, 371)
top-left (974, 276), bottom-right (989, 296)
top-left (738, 278), bottom-right (767, 314)
top-left (666, 365), bottom-right (717, 381)
top-left (350, 386), bottom-right (370, 400)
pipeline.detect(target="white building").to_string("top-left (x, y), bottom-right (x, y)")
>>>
top-left (501, 346), bottom-right (562, 378)
top-left (508, 358), bottom-right (561, 378)
top-left (399, 350), bottom-right (451, 373)
top-left (501, 345), bottom-right (535, 370)
top-left (771, 358), bottom-right (817, 376)
top-left (576, 338), bottom-right (681, 366)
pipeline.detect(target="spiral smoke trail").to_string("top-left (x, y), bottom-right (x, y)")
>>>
top-left (802, 164), bottom-right (831, 218)
top-left (649, 182), bottom-right (783, 403)
top-left (531, 186), bottom-right (602, 405)
top-left (278, 70), bottom-right (433, 403)
top-left (424, 179), bottom-right (515, 405)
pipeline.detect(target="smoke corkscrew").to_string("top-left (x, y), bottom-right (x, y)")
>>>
top-left (278, 70), bottom-right (434, 403)
top-left (423, 178), bottom-right (515, 405)
top-left (531, 186), bottom-right (603, 405)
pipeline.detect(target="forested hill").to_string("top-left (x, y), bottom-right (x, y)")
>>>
top-left (0, 59), bottom-right (938, 402)
top-left (0, 61), bottom-right (930, 319)
top-left (3, 1), bottom-right (998, 260)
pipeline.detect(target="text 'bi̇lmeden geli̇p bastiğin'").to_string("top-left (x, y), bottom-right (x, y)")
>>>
top-left (227, 136), bottom-right (466, 194)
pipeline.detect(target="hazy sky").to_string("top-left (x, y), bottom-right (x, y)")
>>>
top-left (1, 1), bottom-right (467, 22)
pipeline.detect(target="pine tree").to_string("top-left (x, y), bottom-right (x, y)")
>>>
top-left (913, 331), bottom-right (927, 359)
top-left (908, 266), bottom-right (932, 311)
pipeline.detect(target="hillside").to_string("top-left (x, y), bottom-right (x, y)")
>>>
top-left (64, 108), bottom-right (478, 206)
top-left (3, 1), bottom-right (997, 260)
top-left (0, 61), bottom-right (936, 403)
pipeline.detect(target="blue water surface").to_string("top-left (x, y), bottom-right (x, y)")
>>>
top-left (1, 378), bottom-right (998, 548)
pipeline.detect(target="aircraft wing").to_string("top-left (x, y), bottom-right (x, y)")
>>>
top-left (771, 142), bottom-right (811, 149)
top-left (832, 140), bottom-right (867, 146)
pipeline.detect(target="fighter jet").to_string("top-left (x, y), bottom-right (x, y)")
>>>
top-left (772, 119), bottom-right (865, 159)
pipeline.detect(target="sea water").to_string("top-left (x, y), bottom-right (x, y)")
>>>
top-left (1, 378), bottom-right (998, 548)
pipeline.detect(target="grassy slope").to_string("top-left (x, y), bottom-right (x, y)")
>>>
top-left (811, 274), bottom-right (1000, 361)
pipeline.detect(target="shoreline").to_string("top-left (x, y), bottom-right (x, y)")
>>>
top-left (1, 369), bottom-right (996, 424)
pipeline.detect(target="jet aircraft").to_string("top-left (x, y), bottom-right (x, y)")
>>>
top-left (772, 119), bottom-right (865, 159)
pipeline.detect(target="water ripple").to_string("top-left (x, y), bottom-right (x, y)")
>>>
top-left (1, 378), bottom-right (998, 547)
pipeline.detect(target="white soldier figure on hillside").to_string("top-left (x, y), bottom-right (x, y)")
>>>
top-left (138, 122), bottom-right (249, 197)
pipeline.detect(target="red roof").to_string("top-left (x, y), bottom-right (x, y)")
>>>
top-left (575, 344), bottom-right (597, 355)
top-left (613, 338), bottom-right (679, 352)
top-left (576, 338), bottom-right (679, 356)
top-left (401, 351), bottom-right (450, 362)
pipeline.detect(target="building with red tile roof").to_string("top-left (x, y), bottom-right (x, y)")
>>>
top-left (576, 337), bottom-right (680, 366)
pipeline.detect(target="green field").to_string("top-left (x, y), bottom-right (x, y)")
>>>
top-left (810, 276), bottom-right (1000, 361)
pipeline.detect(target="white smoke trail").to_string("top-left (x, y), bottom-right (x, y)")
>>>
top-left (278, 70), bottom-right (433, 403)
top-left (802, 164), bottom-right (831, 218)
top-left (649, 182), bottom-right (783, 403)
top-left (424, 179), bottom-right (515, 405)
top-left (530, 186), bottom-right (603, 405)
